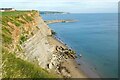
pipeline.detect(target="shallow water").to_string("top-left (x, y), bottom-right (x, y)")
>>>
top-left (41, 13), bottom-right (118, 78)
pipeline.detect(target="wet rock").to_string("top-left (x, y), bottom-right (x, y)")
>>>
top-left (47, 64), bottom-right (49, 68)
top-left (61, 68), bottom-right (71, 77)
top-left (78, 63), bottom-right (81, 65)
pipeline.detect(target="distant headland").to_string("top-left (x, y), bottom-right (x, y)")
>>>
top-left (40, 11), bottom-right (70, 14)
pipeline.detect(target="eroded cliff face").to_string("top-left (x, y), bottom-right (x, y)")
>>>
top-left (2, 11), bottom-right (40, 52)
top-left (21, 12), bottom-right (61, 69)
top-left (21, 12), bottom-right (76, 77)
top-left (17, 11), bottom-right (53, 69)
top-left (2, 11), bottom-right (56, 78)
top-left (2, 10), bottom-right (76, 78)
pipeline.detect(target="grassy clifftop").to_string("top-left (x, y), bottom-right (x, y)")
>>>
top-left (2, 10), bottom-right (38, 47)
top-left (1, 10), bottom-right (57, 78)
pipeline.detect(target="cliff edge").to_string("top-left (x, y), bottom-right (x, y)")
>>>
top-left (1, 10), bottom-right (87, 78)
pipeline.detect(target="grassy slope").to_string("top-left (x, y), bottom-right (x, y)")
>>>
top-left (2, 48), bottom-right (56, 78)
top-left (1, 11), bottom-right (57, 78)
top-left (2, 11), bottom-right (34, 45)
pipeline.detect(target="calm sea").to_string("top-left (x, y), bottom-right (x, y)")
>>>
top-left (41, 13), bottom-right (118, 78)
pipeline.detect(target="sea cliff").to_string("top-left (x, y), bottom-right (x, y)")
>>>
top-left (1, 10), bottom-right (87, 78)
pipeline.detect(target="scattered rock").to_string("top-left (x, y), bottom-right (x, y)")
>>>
top-left (75, 66), bottom-right (77, 68)
top-left (78, 63), bottom-right (81, 65)
top-left (47, 46), bottom-right (76, 77)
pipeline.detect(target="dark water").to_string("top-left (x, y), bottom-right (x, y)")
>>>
top-left (41, 13), bottom-right (118, 78)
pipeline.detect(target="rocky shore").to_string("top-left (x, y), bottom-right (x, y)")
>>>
top-left (20, 11), bottom-right (88, 78)
top-left (2, 10), bottom-right (90, 78)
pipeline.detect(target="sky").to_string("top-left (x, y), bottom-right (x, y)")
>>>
top-left (0, 0), bottom-right (119, 13)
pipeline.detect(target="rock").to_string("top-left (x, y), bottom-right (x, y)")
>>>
top-left (47, 64), bottom-right (49, 68)
top-left (61, 68), bottom-right (71, 78)
top-left (75, 66), bottom-right (77, 68)
top-left (78, 63), bottom-right (81, 65)
top-left (49, 63), bottom-right (53, 69)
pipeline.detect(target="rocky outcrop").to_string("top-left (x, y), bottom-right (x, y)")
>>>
top-left (48, 46), bottom-right (76, 77)
top-left (44, 20), bottom-right (77, 24)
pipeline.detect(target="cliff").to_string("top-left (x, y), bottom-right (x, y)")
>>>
top-left (1, 10), bottom-right (87, 78)
top-left (1, 10), bottom-right (56, 78)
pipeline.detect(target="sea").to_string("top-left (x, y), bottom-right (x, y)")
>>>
top-left (41, 13), bottom-right (118, 78)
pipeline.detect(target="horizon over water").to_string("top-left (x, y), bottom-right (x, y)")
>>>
top-left (41, 13), bottom-right (118, 78)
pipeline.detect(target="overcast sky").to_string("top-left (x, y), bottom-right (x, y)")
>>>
top-left (0, 0), bottom-right (119, 13)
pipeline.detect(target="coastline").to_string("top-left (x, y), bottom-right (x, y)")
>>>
top-left (20, 12), bottom-right (88, 78)
top-left (47, 35), bottom-right (88, 78)
top-left (51, 34), bottom-right (100, 78)
top-left (22, 11), bottom-right (99, 78)
top-left (44, 15), bottom-right (101, 77)
top-left (3, 10), bottom-right (117, 78)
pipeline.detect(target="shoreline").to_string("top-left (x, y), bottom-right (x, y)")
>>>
top-left (47, 35), bottom-right (88, 78)
top-left (50, 31), bottom-right (100, 78)
top-left (22, 11), bottom-right (100, 78)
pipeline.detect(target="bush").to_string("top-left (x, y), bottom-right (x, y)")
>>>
top-left (20, 35), bottom-right (27, 44)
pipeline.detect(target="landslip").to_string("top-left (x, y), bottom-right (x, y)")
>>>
top-left (1, 10), bottom-right (88, 78)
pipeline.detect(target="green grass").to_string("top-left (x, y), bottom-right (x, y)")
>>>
top-left (2, 10), bottom-right (37, 26)
top-left (2, 32), bottom-right (12, 44)
top-left (20, 35), bottom-right (27, 44)
top-left (2, 10), bottom-right (36, 45)
top-left (2, 10), bottom-right (34, 17)
top-left (1, 10), bottom-right (58, 78)
top-left (2, 48), bottom-right (57, 78)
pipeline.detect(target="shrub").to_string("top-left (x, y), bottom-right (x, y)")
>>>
top-left (20, 35), bottom-right (27, 44)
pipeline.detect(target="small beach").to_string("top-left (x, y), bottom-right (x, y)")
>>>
top-left (48, 34), bottom-right (100, 78)
top-left (47, 35), bottom-right (88, 78)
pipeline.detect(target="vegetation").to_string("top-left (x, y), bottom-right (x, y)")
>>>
top-left (2, 48), bottom-right (56, 78)
top-left (2, 10), bottom-right (37, 45)
top-left (20, 35), bottom-right (27, 44)
top-left (1, 11), bottom-right (58, 78)
top-left (2, 10), bottom-right (36, 16)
